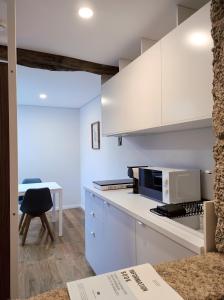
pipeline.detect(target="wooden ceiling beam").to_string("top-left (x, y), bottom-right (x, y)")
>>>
top-left (0, 45), bottom-right (119, 76)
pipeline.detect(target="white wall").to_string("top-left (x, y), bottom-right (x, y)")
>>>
top-left (18, 105), bottom-right (80, 208)
top-left (80, 96), bottom-right (215, 207)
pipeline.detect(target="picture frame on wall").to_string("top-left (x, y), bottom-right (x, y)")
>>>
top-left (91, 121), bottom-right (100, 149)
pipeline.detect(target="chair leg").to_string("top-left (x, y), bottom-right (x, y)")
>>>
top-left (20, 214), bottom-right (28, 235)
top-left (22, 215), bottom-right (32, 246)
top-left (19, 213), bottom-right (25, 231)
top-left (42, 213), bottom-right (54, 241)
top-left (40, 215), bottom-right (46, 229)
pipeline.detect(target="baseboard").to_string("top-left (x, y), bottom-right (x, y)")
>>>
top-left (56, 204), bottom-right (81, 210)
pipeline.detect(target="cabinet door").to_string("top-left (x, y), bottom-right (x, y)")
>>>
top-left (136, 221), bottom-right (195, 265)
top-left (85, 225), bottom-right (103, 274)
top-left (85, 191), bottom-right (104, 231)
top-left (161, 3), bottom-right (213, 125)
top-left (102, 202), bottom-right (136, 273)
top-left (102, 42), bottom-right (162, 136)
top-left (85, 191), bottom-right (105, 274)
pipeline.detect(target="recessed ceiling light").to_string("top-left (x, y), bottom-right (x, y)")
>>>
top-left (78, 7), bottom-right (94, 19)
top-left (39, 93), bottom-right (47, 100)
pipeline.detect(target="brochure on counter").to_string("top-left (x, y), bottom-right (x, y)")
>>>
top-left (67, 263), bottom-right (183, 300)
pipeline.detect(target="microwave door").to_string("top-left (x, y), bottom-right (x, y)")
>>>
top-left (139, 169), bottom-right (163, 202)
top-left (152, 172), bottom-right (162, 188)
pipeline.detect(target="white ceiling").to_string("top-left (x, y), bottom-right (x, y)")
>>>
top-left (1, 0), bottom-right (209, 66)
top-left (17, 66), bottom-right (101, 108)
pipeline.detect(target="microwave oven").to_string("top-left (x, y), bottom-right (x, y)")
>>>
top-left (138, 167), bottom-right (201, 204)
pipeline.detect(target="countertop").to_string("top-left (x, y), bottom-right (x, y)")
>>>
top-left (85, 187), bottom-right (204, 254)
top-left (28, 252), bottom-right (224, 300)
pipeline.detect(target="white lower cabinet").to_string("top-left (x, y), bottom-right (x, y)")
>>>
top-left (136, 220), bottom-right (195, 265)
top-left (85, 191), bottom-right (196, 274)
top-left (85, 191), bottom-right (136, 274)
top-left (85, 191), bottom-right (105, 274)
top-left (102, 202), bottom-right (136, 273)
top-left (85, 226), bottom-right (104, 274)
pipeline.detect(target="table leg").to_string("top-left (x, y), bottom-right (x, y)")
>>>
top-left (59, 190), bottom-right (63, 236)
top-left (52, 192), bottom-right (56, 222)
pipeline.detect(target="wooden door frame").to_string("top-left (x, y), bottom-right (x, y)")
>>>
top-left (5, 1), bottom-right (19, 299)
top-left (0, 62), bottom-right (11, 300)
top-left (0, 59), bottom-right (19, 299)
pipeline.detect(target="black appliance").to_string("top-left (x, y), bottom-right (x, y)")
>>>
top-left (139, 168), bottom-right (163, 201)
top-left (127, 166), bottom-right (148, 194)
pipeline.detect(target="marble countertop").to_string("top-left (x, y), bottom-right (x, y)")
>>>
top-left (85, 187), bottom-right (204, 254)
top-left (28, 288), bottom-right (69, 300)
top-left (154, 252), bottom-right (224, 300)
top-left (28, 252), bottom-right (224, 300)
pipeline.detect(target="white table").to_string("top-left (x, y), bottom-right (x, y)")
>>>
top-left (18, 182), bottom-right (63, 236)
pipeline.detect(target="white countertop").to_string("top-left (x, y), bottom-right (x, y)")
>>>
top-left (85, 187), bottom-right (204, 254)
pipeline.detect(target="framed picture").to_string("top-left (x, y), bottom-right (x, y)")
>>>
top-left (91, 121), bottom-right (100, 149)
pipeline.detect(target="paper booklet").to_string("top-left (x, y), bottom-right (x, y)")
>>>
top-left (67, 263), bottom-right (183, 300)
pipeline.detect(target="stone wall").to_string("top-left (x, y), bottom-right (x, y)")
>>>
top-left (211, 0), bottom-right (224, 252)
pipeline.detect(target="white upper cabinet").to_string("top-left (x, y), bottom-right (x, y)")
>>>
top-left (102, 42), bottom-right (162, 136)
top-left (101, 3), bottom-right (212, 136)
top-left (161, 3), bottom-right (213, 125)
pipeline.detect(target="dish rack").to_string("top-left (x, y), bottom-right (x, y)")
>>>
top-left (150, 200), bottom-right (205, 219)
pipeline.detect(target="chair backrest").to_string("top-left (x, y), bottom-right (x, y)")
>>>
top-left (22, 178), bottom-right (42, 184)
top-left (20, 188), bottom-right (53, 215)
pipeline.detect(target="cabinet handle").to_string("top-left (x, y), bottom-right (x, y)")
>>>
top-left (137, 221), bottom-right (144, 226)
top-left (90, 211), bottom-right (95, 217)
top-left (91, 193), bottom-right (95, 198)
top-left (90, 231), bottom-right (95, 238)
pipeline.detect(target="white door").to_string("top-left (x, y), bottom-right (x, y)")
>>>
top-left (136, 221), bottom-right (195, 265)
top-left (161, 3), bottom-right (213, 125)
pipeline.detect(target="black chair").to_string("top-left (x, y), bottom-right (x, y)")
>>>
top-left (20, 188), bottom-right (54, 245)
top-left (18, 178), bottom-right (42, 204)
top-left (19, 178), bottom-right (42, 231)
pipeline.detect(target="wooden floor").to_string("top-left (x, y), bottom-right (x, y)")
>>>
top-left (18, 208), bottom-right (94, 299)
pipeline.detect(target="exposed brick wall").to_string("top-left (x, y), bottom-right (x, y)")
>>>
top-left (211, 0), bottom-right (224, 252)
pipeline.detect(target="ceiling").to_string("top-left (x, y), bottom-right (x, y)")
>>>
top-left (1, 0), bottom-right (209, 66)
top-left (17, 66), bottom-right (101, 108)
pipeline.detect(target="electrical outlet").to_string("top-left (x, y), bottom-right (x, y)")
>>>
top-left (118, 136), bottom-right (122, 146)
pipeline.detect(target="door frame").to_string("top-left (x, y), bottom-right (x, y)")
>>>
top-left (7, 0), bottom-right (19, 298)
top-left (0, 62), bottom-right (11, 300)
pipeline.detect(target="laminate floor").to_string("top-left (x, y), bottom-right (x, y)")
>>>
top-left (18, 208), bottom-right (94, 299)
